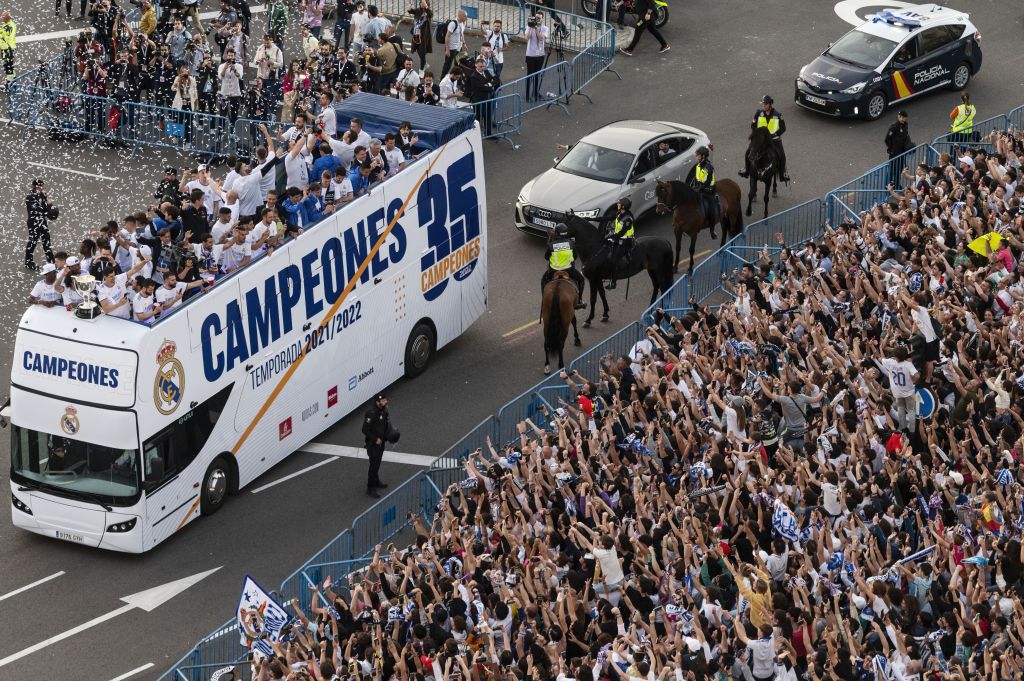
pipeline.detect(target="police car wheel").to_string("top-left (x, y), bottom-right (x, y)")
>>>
top-left (200, 457), bottom-right (230, 515)
top-left (951, 63), bottom-right (970, 90)
top-left (865, 92), bottom-right (886, 121)
top-left (404, 322), bottom-right (436, 378)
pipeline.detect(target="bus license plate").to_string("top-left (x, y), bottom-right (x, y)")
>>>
top-left (56, 530), bottom-right (85, 543)
top-left (804, 95), bottom-right (827, 106)
top-left (533, 218), bottom-right (558, 229)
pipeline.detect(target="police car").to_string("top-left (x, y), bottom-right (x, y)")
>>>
top-left (794, 4), bottom-right (981, 121)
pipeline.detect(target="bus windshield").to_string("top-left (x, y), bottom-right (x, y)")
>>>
top-left (11, 425), bottom-right (140, 503)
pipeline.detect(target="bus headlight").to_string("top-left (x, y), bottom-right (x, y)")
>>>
top-left (841, 81), bottom-right (867, 94)
top-left (11, 494), bottom-right (32, 515)
top-left (106, 518), bottom-right (138, 533)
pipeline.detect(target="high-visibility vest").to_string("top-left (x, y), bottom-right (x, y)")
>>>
top-left (951, 104), bottom-right (975, 134)
top-left (0, 20), bottom-right (16, 50)
top-left (756, 111), bottom-right (781, 135)
top-left (694, 163), bottom-right (715, 187)
top-left (549, 241), bottom-right (573, 270)
top-left (613, 216), bottom-right (634, 238)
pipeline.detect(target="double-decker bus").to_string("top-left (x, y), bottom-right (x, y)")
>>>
top-left (7, 95), bottom-right (487, 552)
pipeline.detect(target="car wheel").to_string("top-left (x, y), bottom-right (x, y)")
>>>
top-left (404, 321), bottom-right (435, 378)
top-left (951, 62), bottom-right (971, 90)
top-left (865, 91), bottom-right (887, 121)
top-left (200, 457), bottom-right (230, 515)
top-left (579, 0), bottom-right (598, 17)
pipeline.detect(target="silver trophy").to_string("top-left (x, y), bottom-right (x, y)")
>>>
top-left (74, 274), bottom-right (100, 319)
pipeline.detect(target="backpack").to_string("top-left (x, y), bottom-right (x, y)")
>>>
top-left (434, 18), bottom-right (454, 45)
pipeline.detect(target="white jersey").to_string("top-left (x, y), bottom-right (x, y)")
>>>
top-left (96, 273), bottom-right (131, 319)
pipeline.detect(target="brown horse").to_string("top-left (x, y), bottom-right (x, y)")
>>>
top-left (541, 273), bottom-right (581, 374)
top-left (654, 179), bottom-right (744, 273)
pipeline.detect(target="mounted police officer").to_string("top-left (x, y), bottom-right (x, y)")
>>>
top-left (685, 146), bottom-right (719, 238)
top-left (752, 95), bottom-right (789, 182)
top-left (542, 223), bottom-right (586, 309)
top-left (602, 198), bottom-right (634, 289)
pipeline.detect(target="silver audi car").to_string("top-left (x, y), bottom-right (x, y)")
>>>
top-left (514, 120), bottom-right (711, 236)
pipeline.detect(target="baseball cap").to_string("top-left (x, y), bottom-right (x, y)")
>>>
top-left (66, 256), bottom-right (80, 266)
top-left (375, 393), bottom-right (387, 402)
top-left (897, 110), bottom-right (908, 117)
top-left (196, 163), bottom-right (209, 172)
top-left (32, 178), bottom-right (45, 188)
top-left (164, 166), bottom-right (177, 174)
top-left (40, 263), bottom-right (57, 274)
top-left (958, 155), bottom-right (975, 167)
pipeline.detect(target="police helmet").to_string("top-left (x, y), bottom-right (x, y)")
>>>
top-left (761, 95), bottom-right (774, 105)
top-left (554, 223), bottom-right (568, 237)
top-left (618, 197), bottom-right (631, 210)
top-left (695, 146), bottom-right (710, 158)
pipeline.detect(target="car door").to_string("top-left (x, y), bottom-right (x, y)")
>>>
top-left (883, 34), bottom-right (921, 101)
top-left (626, 146), bottom-right (658, 216)
top-left (910, 25), bottom-right (958, 90)
top-left (656, 135), bottom-right (695, 183)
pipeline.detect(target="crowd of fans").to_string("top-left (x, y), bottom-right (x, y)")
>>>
top-left (27, 115), bottom-right (422, 322)
top-left (229, 129), bottom-right (1024, 681)
top-left (45, 0), bottom-right (516, 139)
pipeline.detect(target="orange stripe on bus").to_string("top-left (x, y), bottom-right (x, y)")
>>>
top-left (175, 497), bottom-right (202, 532)
top-left (229, 145), bottom-right (449, 456)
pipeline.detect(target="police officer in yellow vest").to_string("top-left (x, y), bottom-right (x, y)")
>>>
top-left (949, 92), bottom-right (976, 143)
top-left (601, 198), bottom-right (634, 289)
top-left (0, 11), bottom-right (16, 85)
top-left (542, 223), bottom-right (586, 308)
top-left (685, 146), bottom-right (720, 239)
top-left (751, 95), bottom-right (789, 182)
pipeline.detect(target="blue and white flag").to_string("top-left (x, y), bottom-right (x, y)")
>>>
top-left (237, 575), bottom-right (292, 660)
top-left (772, 499), bottom-right (801, 542)
top-left (872, 654), bottom-right (893, 681)
top-left (996, 469), bottom-right (1014, 486)
top-left (896, 545), bottom-right (937, 566)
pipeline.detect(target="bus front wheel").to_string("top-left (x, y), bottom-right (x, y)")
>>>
top-left (200, 457), bottom-right (230, 515)
top-left (404, 322), bottom-right (436, 378)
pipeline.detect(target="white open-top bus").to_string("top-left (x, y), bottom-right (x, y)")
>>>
top-left (8, 95), bottom-right (487, 552)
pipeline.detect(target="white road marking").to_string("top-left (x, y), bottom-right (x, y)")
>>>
top-left (0, 567), bottom-right (220, 668)
top-left (250, 443), bottom-right (436, 494)
top-left (833, 0), bottom-right (914, 26)
top-left (0, 571), bottom-right (66, 602)
top-left (249, 456), bottom-right (338, 494)
top-left (108, 663), bottom-right (155, 681)
top-left (26, 162), bottom-right (119, 181)
top-left (18, 6), bottom-right (267, 43)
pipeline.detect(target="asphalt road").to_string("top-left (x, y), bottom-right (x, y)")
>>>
top-left (1, 1), bottom-right (1023, 679)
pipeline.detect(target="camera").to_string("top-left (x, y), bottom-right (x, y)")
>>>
top-left (527, 14), bottom-right (538, 27)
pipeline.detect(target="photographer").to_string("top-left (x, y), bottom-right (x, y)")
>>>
top-left (106, 49), bottom-right (141, 131)
top-left (440, 9), bottom-right (466, 81)
top-left (361, 394), bottom-right (395, 498)
top-left (164, 18), bottom-right (191, 68)
top-left (195, 52), bottom-right (218, 113)
top-left (524, 10), bottom-right (548, 102)
top-left (416, 71), bottom-right (439, 105)
top-left (251, 33), bottom-right (284, 100)
top-left (217, 47), bottom-right (244, 122)
top-left (438, 66), bottom-right (462, 109)
top-left (81, 55), bottom-right (107, 133)
top-left (74, 29), bottom-right (104, 74)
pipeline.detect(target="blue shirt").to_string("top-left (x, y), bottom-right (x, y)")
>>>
top-left (348, 167), bottom-right (369, 197)
top-left (280, 197), bottom-right (303, 227)
top-left (311, 154), bottom-right (341, 183)
top-left (302, 194), bottom-right (325, 225)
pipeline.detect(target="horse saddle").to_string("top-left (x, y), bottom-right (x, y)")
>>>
top-left (553, 270), bottom-right (581, 296)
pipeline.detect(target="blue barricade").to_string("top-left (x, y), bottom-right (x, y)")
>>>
top-left (568, 321), bottom-right (642, 380)
top-left (495, 60), bottom-right (571, 115)
top-left (477, 92), bottom-right (522, 146)
top-left (931, 114), bottom-right (1007, 156)
top-left (373, 0), bottom-right (527, 35)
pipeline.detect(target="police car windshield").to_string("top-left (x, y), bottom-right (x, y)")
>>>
top-left (555, 142), bottom-right (634, 184)
top-left (11, 424), bottom-right (140, 502)
top-left (825, 29), bottom-right (898, 69)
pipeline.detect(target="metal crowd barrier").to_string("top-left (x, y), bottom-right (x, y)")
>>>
top-left (495, 60), bottom-right (572, 115)
top-left (824, 143), bottom-right (937, 220)
top-left (477, 92), bottom-right (522, 147)
top-left (931, 113), bottom-right (1008, 155)
top-left (1009, 105), bottom-right (1024, 132)
top-left (233, 118), bottom-right (293, 159)
top-left (568, 19), bottom-right (617, 100)
top-left (568, 321), bottom-right (642, 380)
top-left (373, 0), bottom-right (527, 35)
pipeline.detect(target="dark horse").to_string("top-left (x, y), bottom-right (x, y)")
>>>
top-left (743, 126), bottom-right (783, 218)
top-left (563, 214), bottom-right (675, 328)
top-left (541, 273), bottom-right (581, 374)
top-left (654, 179), bottom-right (744, 273)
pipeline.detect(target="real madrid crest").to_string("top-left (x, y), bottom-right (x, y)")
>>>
top-left (154, 339), bottom-right (185, 415)
top-left (60, 406), bottom-right (80, 435)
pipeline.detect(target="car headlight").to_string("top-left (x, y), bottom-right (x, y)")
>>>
top-left (574, 209), bottom-right (600, 219)
top-left (522, 205), bottom-right (534, 218)
top-left (841, 81), bottom-right (867, 94)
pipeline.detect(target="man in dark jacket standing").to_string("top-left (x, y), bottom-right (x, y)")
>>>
top-left (25, 179), bottom-right (55, 270)
top-left (361, 394), bottom-right (393, 498)
top-left (466, 57), bottom-right (498, 136)
top-left (885, 110), bottom-right (912, 188)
